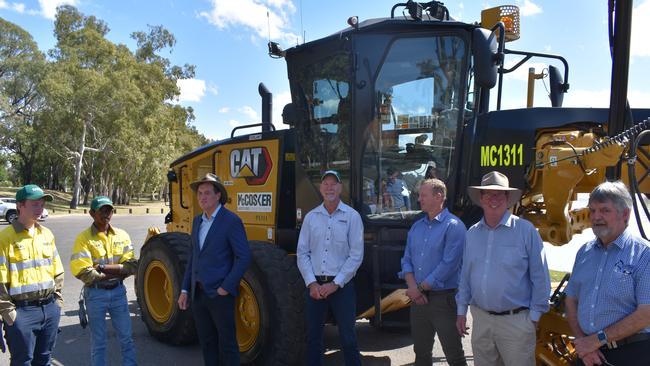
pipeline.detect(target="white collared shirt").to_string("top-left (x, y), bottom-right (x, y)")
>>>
top-left (296, 201), bottom-right (364, 287)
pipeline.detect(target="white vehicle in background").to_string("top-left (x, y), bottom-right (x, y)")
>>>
top-left (0, 197), bottom-right (49, 223)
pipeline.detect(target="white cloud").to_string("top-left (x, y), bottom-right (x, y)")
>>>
top-left (228, 119), bottom-right (241, 127)
top-left (12, 2), bottom-right (24, 12)
top-left (272, 90), bottom-right (291, 129)
top-left (519, 0), bottom-right (542, 16)
top-left (1, 1), bottom-right (30, 14)
top-left (218, 107), bottom-right (230, 113)
top-left (266, 0), bottom-right (295, 12)
top-left (39, 0), bottom-right (77, 20)
top-left (564, 88), bottom-right (650, 108)
top-left (632, 0), bottom-right (650, 58)
top-left (176, 78), bottom-right (206, 102)
top-left (199, 0), bottom-right (299, 44)
top-left (563, 89), bottom-right (611, 108)
top-left (502, 57), bottom-right (549, 82)
top-left (239, 105), bottom-right (259, 121)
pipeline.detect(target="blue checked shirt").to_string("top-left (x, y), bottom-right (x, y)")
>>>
top-left (297, 201), bottom-right (364, 288)
top-left (565, 228), bottom-right (650, 335)
top-left (399, 208), bottom-right (466, 290)
top-left (456, 212), bottom-right (551, 321)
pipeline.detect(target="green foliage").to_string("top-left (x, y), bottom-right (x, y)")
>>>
top-left (0, 10), bottom-right (208, 204)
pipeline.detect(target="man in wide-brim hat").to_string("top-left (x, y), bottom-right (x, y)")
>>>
top-left (456, 171), bottom-right (550, 366)
top-left (466, 170), bottom-right (522, 208)
top-left (189, 173), bottom-right (228, 205)
top-left (178, 172), bottom-right (250, 366)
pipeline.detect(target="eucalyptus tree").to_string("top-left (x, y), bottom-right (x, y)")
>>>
top-left (0, 18), bottom-right (48, 184)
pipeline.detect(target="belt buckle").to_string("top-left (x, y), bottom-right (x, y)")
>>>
top-left (316, 275), bottom-right (331, 283)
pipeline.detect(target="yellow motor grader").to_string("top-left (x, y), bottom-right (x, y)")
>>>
top-left (135, 2), bottom-right (650, 365)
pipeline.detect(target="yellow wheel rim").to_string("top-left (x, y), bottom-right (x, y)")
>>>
top-left (144, 260), bottom-right (174, 323)
top-left (236, 280), bottom-right (260, 352)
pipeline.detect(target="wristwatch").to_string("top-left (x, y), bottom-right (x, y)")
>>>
top-left (97, 264), bottom-right (106, 273)
top-left (416, 283), bottom-right (424, 292)
top-left (597, 330), bottom-right (608, 346)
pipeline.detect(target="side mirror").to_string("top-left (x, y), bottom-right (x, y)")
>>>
top-left (282, 103), bottom-right (298, 126)
top-left (549, 65), bottom-right (567, 107)
top-left (472, 28), bottom-right (499, 89)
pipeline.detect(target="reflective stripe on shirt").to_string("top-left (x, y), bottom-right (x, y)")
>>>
top-left (9, 279), bottom-right (55, 296)
top-left (8, 258), bottom-right (53, 272)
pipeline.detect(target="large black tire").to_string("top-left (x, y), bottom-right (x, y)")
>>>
top-left (136, 232), bottom-right (197, 345)
top-left (6, 210), bottom-right (17, 224)
top-left (241, 241), bottom-right (306, 365)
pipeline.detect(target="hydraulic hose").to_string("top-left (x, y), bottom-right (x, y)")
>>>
top-left (627, 123), bottom-right (650, 240)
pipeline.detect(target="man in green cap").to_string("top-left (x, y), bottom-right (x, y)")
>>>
top-left (0, 184), bottom-right (64, 365)
top-left (70, 196), bottom-right (138, 366)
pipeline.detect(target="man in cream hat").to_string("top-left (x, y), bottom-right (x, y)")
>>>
top-left (455, 171), bottom-right (550, 365)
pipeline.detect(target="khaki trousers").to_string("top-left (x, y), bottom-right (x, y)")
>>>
top-left (410, 291), bottom-right (467, 366)
top-left (470, 306), bottom-right (536, 366)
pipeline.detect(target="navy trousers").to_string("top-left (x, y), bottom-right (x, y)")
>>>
top-left (576, 339), bottom-right (650, 366)
top-left (4, 301), bottom-right (61, 366)
top-left (191, 287), bottom-right (239, 366)
top-left (306, 282), bottom-right (361, 366)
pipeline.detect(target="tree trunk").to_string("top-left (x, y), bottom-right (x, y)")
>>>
top-left (83, 155), bottom-right (95, 205)
top-left (70, 122), bottom-right (86, 209)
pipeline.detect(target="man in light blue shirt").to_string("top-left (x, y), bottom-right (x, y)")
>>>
top-left (565, 181), bottom-right (650, 366)
top-left (400, 178), bottom-right (467, 366)
top-left (297, 170), bottom-right (364, 366)
top-left (456, 171), bottom-right (550, 366)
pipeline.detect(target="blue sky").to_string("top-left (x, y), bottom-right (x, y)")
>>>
top-left (2, 0), bottom-right (649, 141)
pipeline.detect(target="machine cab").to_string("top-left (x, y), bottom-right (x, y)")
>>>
top-left (283, 10), bottom-right (479, 227)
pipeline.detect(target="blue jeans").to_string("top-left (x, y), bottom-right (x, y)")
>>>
top-left (4, 300), bottom-right (61, 366)
top-left (306, 282), bottom-right (361, 366)
top-left (84, 284), bottom-right (137, 366)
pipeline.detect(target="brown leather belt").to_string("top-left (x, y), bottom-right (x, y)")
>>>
top-left (486, 306), bottom-right (528, 316)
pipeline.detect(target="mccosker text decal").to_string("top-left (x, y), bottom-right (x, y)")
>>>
top-left (237, 192), bottom-right (273, 212)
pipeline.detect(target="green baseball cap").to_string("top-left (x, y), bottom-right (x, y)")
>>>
top-left (15, 184), bottom-right (53, 202)
top-left (91, 196), bottom-right (114, 211)
top-left (321, 170), bottom-right (341, 182)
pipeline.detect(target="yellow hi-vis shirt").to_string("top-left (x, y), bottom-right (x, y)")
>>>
top-left (70, 225), bottom-right (137, 285)
top-left (0, 221), bottom-right (65, 323)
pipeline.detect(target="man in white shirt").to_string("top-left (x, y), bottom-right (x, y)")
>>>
top-left (297, 170), bottom-right (364, 366)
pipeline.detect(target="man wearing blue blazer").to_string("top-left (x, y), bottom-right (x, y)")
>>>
top-left (177, 173), bottom-right (251, 366)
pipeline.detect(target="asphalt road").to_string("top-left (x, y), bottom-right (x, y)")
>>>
top-left (0, 215), bottom-right (475, 365)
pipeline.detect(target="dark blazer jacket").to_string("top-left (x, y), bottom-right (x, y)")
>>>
top-left (182, 206), bottom-right (251, 299)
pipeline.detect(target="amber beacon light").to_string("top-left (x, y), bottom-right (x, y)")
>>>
top-left (481, 5), bottom-right (521, 42)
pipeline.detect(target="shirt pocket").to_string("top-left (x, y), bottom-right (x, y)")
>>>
top-left (611, 268), bottom-right (634, 292)
top-left (40, 242), bottom-right (55, 258)
top-left (332, 220), bottom-right (349, 244)
top-left (9, 245), bottom-right (30, 263)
